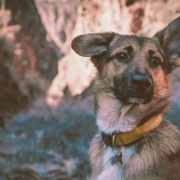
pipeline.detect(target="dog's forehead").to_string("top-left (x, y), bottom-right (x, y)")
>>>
top-left (110, 34), bottom-right (160, 53)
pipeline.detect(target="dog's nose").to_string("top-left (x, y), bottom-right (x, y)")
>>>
top-left (132, 75), bottom-right (152, 92)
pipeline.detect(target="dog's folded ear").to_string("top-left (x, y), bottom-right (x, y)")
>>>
top-left (153, 16), bottom-right (180, 73)
top-left (71, 32), bottom-right (114, 57)
top-left (71, 33), bottom-right (114, 69)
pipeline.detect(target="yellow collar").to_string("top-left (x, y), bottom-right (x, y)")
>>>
top-left (101, 114), bottom-right (163, 147)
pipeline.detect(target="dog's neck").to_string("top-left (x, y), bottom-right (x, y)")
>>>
top-left (96, 91), bottom-right (169, 134)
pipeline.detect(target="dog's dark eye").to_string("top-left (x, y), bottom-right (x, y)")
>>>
top-left (150, 57), bottom-right (161, 67)
top-left (116, 53), bottom-right (128, 62)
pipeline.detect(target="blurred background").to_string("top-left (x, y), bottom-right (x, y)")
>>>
top-left (0, 0), bottom-right (180, 179)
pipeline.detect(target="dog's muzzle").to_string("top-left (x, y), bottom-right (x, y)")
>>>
top-left (113, 74), bottom-right (154, 104)
top-left (129, 74), bottom-right (154, 103)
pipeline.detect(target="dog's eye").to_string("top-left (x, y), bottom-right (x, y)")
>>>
top-left (116, 53), bottom-right (128, 62)
top-left (150, 57), bottom-right (161, 67)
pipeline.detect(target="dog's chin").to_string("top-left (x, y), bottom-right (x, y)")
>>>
top-left (127, 97), bottom-right (152, 104)
top-left (113, 88), bottom-right (154, 104)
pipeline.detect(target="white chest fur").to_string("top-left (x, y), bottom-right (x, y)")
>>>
top-left (97, 145), bottom-right (136, 180)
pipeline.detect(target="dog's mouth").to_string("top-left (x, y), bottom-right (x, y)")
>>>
top-left (113, 84), bottom-right (154, 104)
top-left (115, 93), bottom-right (153, 104)
top-left (127, 96), bottom-right (153, 104)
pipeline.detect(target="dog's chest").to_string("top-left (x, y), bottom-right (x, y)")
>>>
top-left (97, 145), bottom-right (136, 180)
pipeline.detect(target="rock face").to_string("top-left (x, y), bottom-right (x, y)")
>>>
top-left (0, 0), bottom-right (59, 119)
top-left (6, 0), bottom-right (58, 81)
top-left (36, 0), bottom-right (180, 106)
top-left (35, 0), bottom-right (78, 57)
top-left (0, 35), bottom-right (29, 122)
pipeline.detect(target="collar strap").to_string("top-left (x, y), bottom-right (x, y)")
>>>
top-left (101, 114), bottom-right (162, 147)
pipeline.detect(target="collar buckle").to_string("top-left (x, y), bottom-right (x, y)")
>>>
top-left (112, 133), bottom-right (117, 147)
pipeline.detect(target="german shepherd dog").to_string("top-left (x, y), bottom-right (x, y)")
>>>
top-left (71, 17), bottom-right (180, 180)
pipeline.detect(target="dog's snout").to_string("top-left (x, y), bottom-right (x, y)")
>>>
top-left (132, 75), bottom-right (152, 92)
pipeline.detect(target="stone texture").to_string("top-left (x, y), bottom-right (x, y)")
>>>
top-left (6, 0), bottom-right (58, 81)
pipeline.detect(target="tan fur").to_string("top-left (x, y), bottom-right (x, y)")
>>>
top-left (71, 17), bottom-right (180, 180)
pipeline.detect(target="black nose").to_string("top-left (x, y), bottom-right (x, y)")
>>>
top-left (132, 75), bottom-right (152, 92)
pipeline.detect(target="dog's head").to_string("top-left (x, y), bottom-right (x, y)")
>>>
top-left (71, 17), bottom-right (180, 104)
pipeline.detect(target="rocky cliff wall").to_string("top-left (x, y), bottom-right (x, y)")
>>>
top-left (35, 0), bottom-right (180, 106)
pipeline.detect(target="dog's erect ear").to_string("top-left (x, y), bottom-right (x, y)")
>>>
top-left (71, 32), bottom-right (114, 69)
top-left (153, 16), bottom-right (180, 73)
